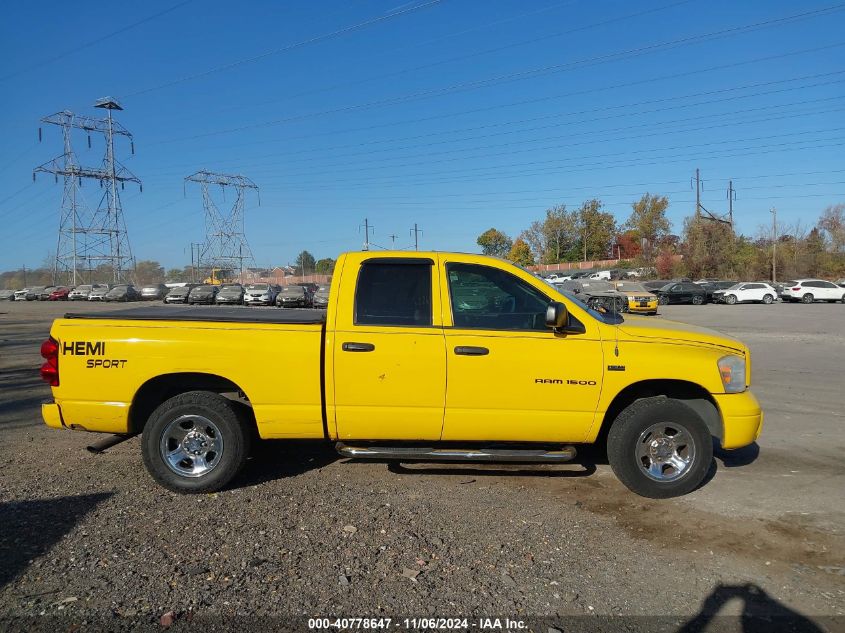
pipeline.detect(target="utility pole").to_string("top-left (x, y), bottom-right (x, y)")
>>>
top-left (410, 223), bottom-right (423, 251)
top-left (583, 224), bottom-right (587, 262)
top-left (360, 218), bottom-right (374, 250)
top-left (191, 242), bottom-right (203, 283)
top-left (388, 233), bottom-right (398, 249)
top-left (692, 168), bottom-right (702, 217)
top-left (770, 207), bottom-right (777, 284)
top-left (23, 264), bottom-right (27, 287)
top-left (727, 180), bottom-right (736, 227)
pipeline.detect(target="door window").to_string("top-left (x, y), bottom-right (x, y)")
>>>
top-left (355, 262), bottom-right (432, 326)
top-left (447, 263), bottom-right (550, 331)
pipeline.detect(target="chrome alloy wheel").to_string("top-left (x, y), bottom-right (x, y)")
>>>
top-left (159, 415), bottom-right (224, 478)
top-left (635, 422), bottom-right (696, 482)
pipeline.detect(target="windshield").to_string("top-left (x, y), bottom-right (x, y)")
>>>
top-left (314, 286), bottom-right (330, 295)
top-left (111, 286), bottom-right (128, 292)
top-left (220, 285), bottom-right (241, 291)
top-left (193, 285), bottom-right (215, 292)
top-left (247, 284), bottom-right (269, 291)
top-left (282, 286), bottom-right (304, 295)
top-left (76, 285), bottom-right (92, 291)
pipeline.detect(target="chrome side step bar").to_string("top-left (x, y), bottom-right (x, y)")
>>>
top-left (335, 442), bottom-right (577, 463)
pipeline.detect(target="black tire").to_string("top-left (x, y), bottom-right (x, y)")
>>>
top-left (607, 396), bottom-right (713, 499)
top-left (141, 391), bottom-right (252, 494)
top-left (658, 295), bottom-right (668, 305)
top-left (762, 294), bottom-right (773, 304)
top-left (725, 294), bottom-right (737, 305)
top-left (691, 295), bottom-right (704, 305)
top-left (841, 294), bottom-right (845, 304)
top-left (801, 293), bottom-right (814, 304)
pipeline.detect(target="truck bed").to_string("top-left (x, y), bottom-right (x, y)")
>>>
top-left (64, 306), bottom-right (326, 325)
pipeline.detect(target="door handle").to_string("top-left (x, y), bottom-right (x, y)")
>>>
top-left (342, 342), bottom-right (375, 352)
top-left (454, 346), bottom-right (489, 356)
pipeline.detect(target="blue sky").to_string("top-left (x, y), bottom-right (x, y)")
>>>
top-left (1, 0), bottom-right (843, 270)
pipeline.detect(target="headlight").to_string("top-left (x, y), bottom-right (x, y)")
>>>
top-left (717, 355), bottom-right (746, 393)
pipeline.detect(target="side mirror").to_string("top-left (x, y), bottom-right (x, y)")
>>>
top-left (545, 301), bottom-right (568, 329)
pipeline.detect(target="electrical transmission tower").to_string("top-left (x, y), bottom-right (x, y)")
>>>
top-left (184, 170), bottom-right (259, 280)
top-left (690, 168), bottom-right (732, 227)
top-left (33, 98), bottom-right (141, 284)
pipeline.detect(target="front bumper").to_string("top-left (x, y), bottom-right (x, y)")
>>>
top-left (713, 390), bottom-right (763, 449)
top-left (244, 296), bottom-right (273, 305)
top-left (626, 298), bottom-right (658, 313)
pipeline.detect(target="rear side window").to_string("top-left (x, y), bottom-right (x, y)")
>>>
top-left (355, 262), bottom-right (432, 327)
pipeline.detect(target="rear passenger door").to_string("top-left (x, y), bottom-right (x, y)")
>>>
top-left (332, 258), bottom-right (447, 440)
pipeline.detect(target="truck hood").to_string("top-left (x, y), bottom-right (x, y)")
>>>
top-left (617, 316), bottom-right (745, 354)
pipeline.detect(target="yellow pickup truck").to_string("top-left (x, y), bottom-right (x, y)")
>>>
top-left (39, 251), bottom-right (762, 498)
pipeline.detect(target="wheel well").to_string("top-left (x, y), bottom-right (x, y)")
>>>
top-left (598, 380), bottom-right (722, 445)
top-left (128, 372), bottom-right (253, 434)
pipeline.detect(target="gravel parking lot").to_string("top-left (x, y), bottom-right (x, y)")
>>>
top-left (0, 300), bottom-right (843, 631)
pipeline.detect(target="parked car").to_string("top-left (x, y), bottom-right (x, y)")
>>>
top-left (47, 287), bottom-right (71, 301)
top-left (139, 284), bottom-right (169, 301)
top-left (14, 288), bottom-right (31, 301)
top-left (699, 280), bottom-right (736, 302)
top-left (187, 284), bottom-right (219, 305)
top-left (103, 284), bottom-right (140, 302)
top-left (88, 285), bottom-right (112, 301)
top-left (835, 278), bottom-right (845, 288)
top-left (215, 284), bottom-right (245, 305)
top-left (781, 279), bottom-right (845, 304)
top-left (655, 282), bottom-right (708, 305)
top-left (0, 289), bottom-right (15, 301)
top-left (69, 284), bottom-right (108, 301)
top-left (588, 270), bottom-right (611, 280)
top-left (277, 285), bottom-right (310, 308)
top-left (560, 280), bottom-right (626, 313)
top-left (712, 282), bottom-right (778, 305)
top-left (613, 282), bottom-right (659, 315)
top-left (642, 280), bottom-right (671, 292)
top-left (26, 286), bottom-right (50, 300)
top-left (163, 285), bottom-right (195, 304)
top-left (243, 283), bottom-right (279, 306)
top-left (311, 284), bottom-right (331, 309)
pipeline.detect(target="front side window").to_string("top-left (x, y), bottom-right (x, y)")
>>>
top-left (355, 262), bottom-right (432, 326)
top-left (447, 263), bottom-right (551, 331)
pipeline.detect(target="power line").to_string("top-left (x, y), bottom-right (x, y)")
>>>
top-left (0, 1), bottom-right (194, 82)
top-left (121, 0), bottom-right (443, 99)
top-left (148, 11), bottom-right (845, 146)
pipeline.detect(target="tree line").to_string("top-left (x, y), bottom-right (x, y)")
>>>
top-left (476, 195), bottom-right (845, 280)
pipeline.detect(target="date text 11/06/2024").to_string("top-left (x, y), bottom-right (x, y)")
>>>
top-left (307, 618), bottom-right (528, 630)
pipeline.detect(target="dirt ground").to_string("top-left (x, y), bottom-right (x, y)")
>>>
top-left (0, 299), bottom-right (843, 632)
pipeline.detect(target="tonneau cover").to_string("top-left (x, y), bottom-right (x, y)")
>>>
top-left (64, 306), bottom-right (326, 325)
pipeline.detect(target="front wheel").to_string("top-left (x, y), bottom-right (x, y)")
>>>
top-left (658, 295), bottom-right (668, 305)
top-left (725, 294), bottom-right (737, 305)
top-left (762, 294), bottom-right (773, 304)
top-left (691, 295), bottom-right (704, 305)
top-left (802, 293), bottom-right (814, 304)
top-left (607, 397), bottom-right (713, 498)
top-left (141, 391), bottom-right (252, 493)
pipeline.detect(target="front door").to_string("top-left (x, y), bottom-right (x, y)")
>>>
top-left (332, 258), bottom-right (446, 440)
top-left (441, 261), bottom-right (604, 443)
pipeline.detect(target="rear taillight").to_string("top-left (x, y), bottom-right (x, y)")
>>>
top-left (792, 287), bottom-right (801, 291)
top-left (40, 336), bottom-right (59, 386)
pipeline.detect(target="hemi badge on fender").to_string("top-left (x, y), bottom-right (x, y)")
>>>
top-left (607, 365), bottom-right (626, 371)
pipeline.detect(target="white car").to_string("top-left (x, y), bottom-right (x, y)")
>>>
top-left (588, 270), bottom-right (611, 280)
top-left (13, 288), bottom-right (30, 301)
top-left (781, 279), bottom-right (845, 304)
top-left (713, 282), bottom-right (778, 305)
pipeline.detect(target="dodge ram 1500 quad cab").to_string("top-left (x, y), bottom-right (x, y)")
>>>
top-left (40, 251), bottom-right (763, 498)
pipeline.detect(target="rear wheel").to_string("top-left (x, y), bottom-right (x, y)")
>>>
top-left (607, 397), bottom-right (713, 498)
top-left (762, 294), bottom-right (774, 304)
top-left (725, 294), bottom-right (737, 305)
top-left (841, 295), bottom-right (845, 304)
top-left (141, 391), bottom-right (252, 493)
top-left (802, 293), bottom-right (814, 304)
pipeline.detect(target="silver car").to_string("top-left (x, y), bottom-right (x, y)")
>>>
top-left (243, 283), bottom-right (278, 306)
top-left (69, 284), bottom-right (108, 301)
top-left (164, 285), bottom-right (195, 304)
top-left (0, 289), bottom-right (15, 301)
top-left (215, 284), bottom-right (245, 305)
top-left (14, 288), bottom-right (30, 301)
top-left (88, 285), bottom-right (112, 301)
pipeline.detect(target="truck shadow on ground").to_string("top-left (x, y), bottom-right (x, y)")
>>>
top-left (0, 492), bottom-right (113, 589)
top-left (232, 441), bottom-right (340, 489)
top-left (714, 441), bottom-right (760, 468)
top-left (676, 582), bottom-right (825, 633)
